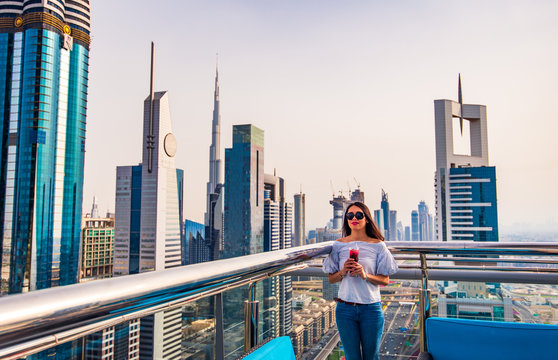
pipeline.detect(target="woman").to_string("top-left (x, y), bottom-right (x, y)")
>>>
top-left (323, 202), bottom-right (398, 360)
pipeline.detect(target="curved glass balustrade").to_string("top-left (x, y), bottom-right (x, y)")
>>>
top-left (0, 241), bottom-right (557, 359)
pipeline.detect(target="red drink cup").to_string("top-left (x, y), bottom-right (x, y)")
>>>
top-left (350, 248), bottom-right (359, 262)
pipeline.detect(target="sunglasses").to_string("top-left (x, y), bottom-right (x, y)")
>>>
top-left (346, 211), bottom-right (365, 220)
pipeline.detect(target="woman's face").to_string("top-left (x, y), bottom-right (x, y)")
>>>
top-left (346, 205), bottom-right (367, 232)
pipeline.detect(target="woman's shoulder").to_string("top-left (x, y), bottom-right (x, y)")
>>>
top-left (358, 240), bottom-right (388, 252)
top-left (332, 238), bottom-right (348, 250)
top-left (334, 236), bottom-right (351, 244)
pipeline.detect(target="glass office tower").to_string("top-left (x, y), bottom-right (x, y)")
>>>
top-left (446, 166), bottom-right (499, 242)
top-left (0, 0), bottom-right (90, 294)
top-left (293, 192), bottom-right (305, 247)
top-left (381, 189), bottom-right (390, 240)
top-left (263, 173), bottom-right (293, 338)
top-left (224, 124), bottom-right (264, 258)
top-left (223, 124), bottom-right (265, 358)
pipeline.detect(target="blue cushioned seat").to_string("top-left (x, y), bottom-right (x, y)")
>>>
top-left (241, 336), bottom-right (296, 360)
top-left (426, 317), bottom-right (558, 360)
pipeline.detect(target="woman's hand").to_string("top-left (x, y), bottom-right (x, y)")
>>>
top-left (350, 261), bottom-right (367, 280)
top-left (342, 258), bottom-right (355, 276)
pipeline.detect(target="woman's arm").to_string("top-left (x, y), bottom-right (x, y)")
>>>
top-left (351, 262), bottom-right (390, 286)
top-left (328, 258), bottom-right (353, 284)
top-left (328, 270), bottom-right (346, 284)
top-left (364, 273), bottom-right (389, 286)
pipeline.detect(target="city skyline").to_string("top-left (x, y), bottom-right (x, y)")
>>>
top-left (85, 1), bottom-right (558, 233)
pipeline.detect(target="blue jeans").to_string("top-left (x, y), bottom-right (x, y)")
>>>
top-left (335, 301), bottom-right (384, 360)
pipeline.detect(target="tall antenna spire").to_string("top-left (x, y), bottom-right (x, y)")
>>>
top-left (205, 53), bottom-right (223, 225)
top-left (458, 73), bottom-right (464, 135)
top-left (147, 42), bottom-right (155, 173)
top-left (215, 53), bottom-right (219, 89)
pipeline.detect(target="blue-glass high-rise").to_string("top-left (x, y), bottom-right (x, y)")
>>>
top-left (224, 124), bottom-right (264, 258)
top-left (418, 200), bottom-right (433, 241)
top-left (0, 1), bottom-right (90, 294)
top-left (381, 189), bottom-right (390, 240)
top-left (411, 211), bottom-right (419, 241)
top-left (185, 219), bottom-right (206, 265)
top-left (448, 167), bottom-right (499, 242)
top-left (223, 124), bottom-right (264, 358)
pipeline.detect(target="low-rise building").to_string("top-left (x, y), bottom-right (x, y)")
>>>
top-left (80, 214), bottom-right (114, 281)
top-left (290, 298), bottom-right (337, 356)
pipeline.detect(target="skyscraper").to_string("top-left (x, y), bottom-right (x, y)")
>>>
top-left (329, 194), bottom-right (346, 230)
top-left (0, 1), bottom-right (90, 294)
top-left (223, 124), bottom-right (265, 357)
top-left (381, 189), bottom-right (390, 240)
top-left (293, 192), bottom-right (305, 247)
top-left (411, 211), bottom-right (419, 241)
top-left (418, 201), bottom-right (433, 241)
top-left (389, 210), bottom-right (397, 241)
top-left (434, 75), bottom-right (499, 242)
top-left (204, 61), bottom-right (224, 262)
top-left (114, 44), bottom-right (183, 359)
top-left (224, 124), bottom-right (264, 258)
top-left (373, 209), bottom-right (385, 237)
top-left (329, 188), bottom-right (365, 231)
top-left (396, 221), bottom-right (403, 241)
top-left (263, 173), bottom-right (293, 338)
top-left (185, 219), bottom-right (206, 265)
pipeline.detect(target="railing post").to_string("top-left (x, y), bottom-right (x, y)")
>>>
top-left (215, 293), bottom-right (224, 360)
top-left (419, 253), bottom-right (432, 356)
top-left (244, 282), bottom-right (259, 352)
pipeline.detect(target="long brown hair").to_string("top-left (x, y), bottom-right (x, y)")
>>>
top-left (342, 202), bottom-right (385, 241)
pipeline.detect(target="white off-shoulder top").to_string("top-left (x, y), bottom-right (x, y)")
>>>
top-left (322, 240), bottom-right (398, 304)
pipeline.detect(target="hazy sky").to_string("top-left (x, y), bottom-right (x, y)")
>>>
top-left (85, 0), bottom-right (558, 233)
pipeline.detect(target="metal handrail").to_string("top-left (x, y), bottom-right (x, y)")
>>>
top-left (386, 241), bottom-right (558, 256)
top-left (0, 242), bottom-right (331, 359)
top-left (0, 241), bottom-right (557, 359)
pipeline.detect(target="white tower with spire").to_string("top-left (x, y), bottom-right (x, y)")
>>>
top-left (114, 43), bottom-right (183, 359)
top-left (201, 57), bottom-right (225, 262)
top-left (434, 75), bottom-right (492, 242)
top-left (90, 196), bottom-right (100, 218)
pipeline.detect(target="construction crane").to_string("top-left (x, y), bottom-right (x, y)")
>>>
top-left (354, 177), bottom-right (361, 190)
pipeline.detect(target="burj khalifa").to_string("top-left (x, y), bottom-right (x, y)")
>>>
top-left (204, 60), bottom-right (224, 261)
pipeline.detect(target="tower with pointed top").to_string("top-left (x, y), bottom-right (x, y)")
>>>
top-left (202, 60), bottom-right (224, 262)
top-left (207, 60), bottom-right (222, 199)
top-left (114, 43), bottom-right (184, 359)
top-left (434, 75), bottom-right (498, 242)
top-left (381, 189), bottom-right (391, 240)
top-left (91, 196), bottom-right (100, 218)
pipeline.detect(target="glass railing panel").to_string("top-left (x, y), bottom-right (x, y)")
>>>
top-left (292, 273), bottom-right (423, 360)
top-left (30, 299), bottom-right (219, 360)
top-left (223, 284), bottom-right (248, 360)
top-left (380, 280), bottom-right (421, 359)
top-left (32, 340), bottom-right (83, 359)
top-left (183, 297), bottom-right (217, 359)
top-left (4, 242), bottom-right (558, 360)
top-left (433, 280), bottom-right (558, 325)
